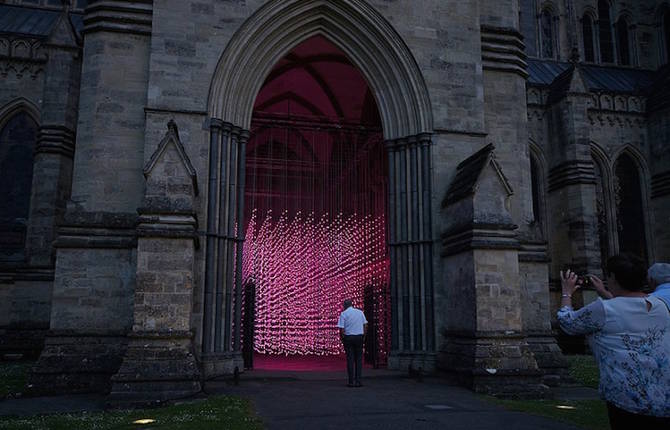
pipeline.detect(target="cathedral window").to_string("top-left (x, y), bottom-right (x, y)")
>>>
top-left (540, 8), bottom-right (557, 59)
top-left (616, 17), bottom-right (631, 66)
top-left (598, 0), bottom-right (615, 63)
top-left (613, 153), bottom-right (648, 263)
top-left (0, 112), bottom-right (37, 260)
top-left (582, 14), bottom-right (596, 62)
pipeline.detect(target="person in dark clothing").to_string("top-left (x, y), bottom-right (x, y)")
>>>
top-left (337, 299), bottom-right (368, 387)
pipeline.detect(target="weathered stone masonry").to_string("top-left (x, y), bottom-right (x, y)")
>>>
top-left (1, 0), bottom-right (668, 403)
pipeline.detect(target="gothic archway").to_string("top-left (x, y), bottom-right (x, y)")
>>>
top-left (613, 150), bottom-right (652, 262)
top-left (203, 0), bottom-right (435, 372)
top-left (0, 100), bottom-right (40, 261)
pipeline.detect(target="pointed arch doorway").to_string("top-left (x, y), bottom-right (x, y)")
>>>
top-left (242, 35), bottom-right (389, 370)
top-left (203, 0), bottom-right (436, 375)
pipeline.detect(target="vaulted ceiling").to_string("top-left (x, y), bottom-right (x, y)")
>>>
top-left (252, 35), bottom-right (380, 126)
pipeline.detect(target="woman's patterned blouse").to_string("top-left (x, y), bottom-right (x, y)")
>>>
top-left (558, 296), bottom-right (670, 417)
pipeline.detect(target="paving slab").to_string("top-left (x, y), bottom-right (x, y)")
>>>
top-left (206, 369), bottom-right (588, 430)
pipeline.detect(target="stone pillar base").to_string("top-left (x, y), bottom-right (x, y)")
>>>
top-left (201, 352), bottom-right (244, 379)
top-left (438, 333), bottom-right (549, 398)
top-left (108, 332), bottom-right (200, 407)
top-left (526, 333), bottom-right (570, 386)
top-left (387, 352), bottom-right (437, 373)
top-left (28, 331), bottom-right (127, 395)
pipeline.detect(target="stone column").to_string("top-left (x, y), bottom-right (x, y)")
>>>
top-left (2, 12), bottom-right (83, 360)
top-left (201, 121), bottom-right (244, 378)
top-left (26, 28), bottom-right (81, 266)
top-left (30, 1), bottom-right (153, 394)
top-left (109, 121), bottom-right (200, 405)
top-left (439, 144), bottom-right (547, 397)
top-left (480, 12), bottom-right (567, 380)
top-left (545, 66), bottom-right (602, 298)
top-left (386, 134), bottom-right (436, 372)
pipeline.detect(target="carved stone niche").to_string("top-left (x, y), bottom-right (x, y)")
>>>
top-left (440, 144), bottom-right (548, 397)
top-left (108, 120), bottom-right (201, 406)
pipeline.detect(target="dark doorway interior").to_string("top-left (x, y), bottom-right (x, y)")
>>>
top-left (241, 36), bottom-right (390, 370)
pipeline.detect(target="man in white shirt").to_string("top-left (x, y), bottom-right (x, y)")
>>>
top-left (337, 299), bottom-right (368, 387)
top-left (649, 262), bottom-right (670, 307)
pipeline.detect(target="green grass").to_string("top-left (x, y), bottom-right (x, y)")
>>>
top-left (491, 398), bottom-right (609, 430)
top-left (565, 354), bottom-right (600, 389)
top-left (0, 396), bottom-right (264, 430)
top-left (0, 361), bottom-right (33, 399)
top-left (487, 354), bottom-right (608, 430)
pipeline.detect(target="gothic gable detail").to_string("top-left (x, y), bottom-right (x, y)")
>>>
top-left (46, 12), bottom-right (79, 49)
top-left (442, 143), bottom-right (513, 207)
top-left (142, 120), bottom-right (199, 211)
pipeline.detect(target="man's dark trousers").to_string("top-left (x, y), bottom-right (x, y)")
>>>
top-left (343, 335), bottom-right (364, 385)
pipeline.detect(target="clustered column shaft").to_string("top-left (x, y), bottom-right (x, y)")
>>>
top-left (204, 120), bottom-right (249, 355)
top-left (385, 134), bottom-right (435, 353)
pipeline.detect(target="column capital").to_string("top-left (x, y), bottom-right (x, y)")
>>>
top-left (209, 118), bottom-right (224, 130)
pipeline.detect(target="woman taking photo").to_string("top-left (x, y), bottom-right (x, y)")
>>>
top-left (557, 253), bottom-right (670, 428)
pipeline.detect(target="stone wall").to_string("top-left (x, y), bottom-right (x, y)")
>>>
top-left (12, 0), bottom-right (667, 399)
top-left (0, 13), bottom-right (82, 358)
top-left (69, 31), bottom-right (150, 212)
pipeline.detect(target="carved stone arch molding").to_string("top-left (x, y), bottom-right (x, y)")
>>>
top-left (528, 139), bottom-right (548, 238)
top-left (203, 0), bottom-right (436, 374)
top-left (207, 0), bottom-right (433, 139)
top-left (0, 98), bottom-right (41, 128)
top-left (590, 141), bottom-right (617, 270)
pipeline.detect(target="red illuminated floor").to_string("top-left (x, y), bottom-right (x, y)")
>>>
top-left (251, 353), bottom-right (375, 371)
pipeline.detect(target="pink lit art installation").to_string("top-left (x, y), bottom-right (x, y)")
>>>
top-left (242, 208), bottom-right (390, 357)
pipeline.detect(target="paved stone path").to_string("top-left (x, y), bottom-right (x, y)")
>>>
top-left (0, 368), bottom-right (600, 429)
top-left (206, 369), bottom-right (596, 430)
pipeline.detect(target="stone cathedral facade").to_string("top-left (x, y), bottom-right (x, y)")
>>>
top-left (1, 0), bottom-right (669, 402)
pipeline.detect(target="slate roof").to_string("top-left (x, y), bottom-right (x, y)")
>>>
top-left (0, 5), bottom-right (60, 38)
top-left (527, 59), bottom-right (571, 86)
top-left (527, 58), bottom-right (655, 95)
top-left (0, 5), bottom-right (83, 39)
top-left (581, 64), bottom-right (654, 94)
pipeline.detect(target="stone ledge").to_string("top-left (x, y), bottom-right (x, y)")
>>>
top-left (518, 241), bottom-right (549, 262)
top-left (441, 222), bottom-right (520, 257)
top-left (61, 211), bottom-right (138, 228)
top-left (0, 266), bottom-right (54, 282)
top-left (547, 161), bottom-right (597, 192)
top-left (651, 170), bottom-right (670, 198)
top-left (55, 212), bottom-right (138, 249)
top-left (83, 0), bottom-right (153, 36)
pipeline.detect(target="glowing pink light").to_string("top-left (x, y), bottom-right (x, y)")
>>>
top-left (242, 209), bottom-right (390, 358)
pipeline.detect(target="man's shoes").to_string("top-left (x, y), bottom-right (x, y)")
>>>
top-left (347, 383), bottom-right (355, 387)
top-left (354, 381), bottom-right (362, 387)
